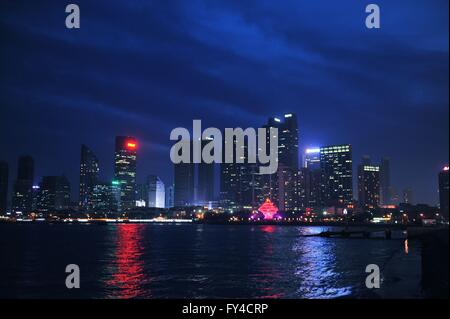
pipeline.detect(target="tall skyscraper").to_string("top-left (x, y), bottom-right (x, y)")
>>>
top-left (165, 185), bottom-right (174, 208)
top-left (438, 166), bottom-right (449, 220)
top-left (380, 157), bottom-right (391, 205)
top-left (37, 176), bottom-right (71, 213)
top-left (12, 155), bottom-right (34, 214)
top-left (147, 175), bottom-right (165, 208)
top-left (320, 144), bottom-right (353, 207)
top-left (261, 113), bottom-right (299, 212)
top-left (174, 162), bottom-right (195, 207)
top-left (0, 161), bottom-right (8, 215)
top-left (304, 148), bottom-right (321, 170)
top-left (114, 136), bottom-right (137, 211)
top-left (90, 182), bottom-right (118, 214)
top-left (79, 145), bottom-right (99, 211)
top-left (357, 159), bottom-right (380, 210)
top-left (298, 167), bottom-right (322, 209)
top-left (197, 140), bottom-right (215, 205)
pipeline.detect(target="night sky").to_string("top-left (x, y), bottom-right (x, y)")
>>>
top-left (0, 0), bottom-right (448, 205)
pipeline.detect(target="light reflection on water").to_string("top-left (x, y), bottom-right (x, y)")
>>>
top-left (0, 223), bottom-right (421, 299)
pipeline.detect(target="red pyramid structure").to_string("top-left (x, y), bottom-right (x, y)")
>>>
top-left (258, 198), bottom-right (278, 220)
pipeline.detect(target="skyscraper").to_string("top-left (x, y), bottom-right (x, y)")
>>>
top-left (79, 145), bottom-right (99, 211)
top-left (114, 136), bottom-right (137, 211)
top-left (165, 185), bottom-right (174, 208)
top-left (174, 162), bottom-right (195, 207)
top-left (320, 144), bottom-right (353, 207)
top-left (438, 166), bottom-right (449, 220)
top-left (0, 161), bottom-right (8, 215)
top-left (147, 175), bottom-right (165, 208)
top-left (90, 182), bottom-right (118, 214)
top-left (37, 176), bottom-right (71, 213)
top-left (357, 160), bottom-right (380, 210)
top-left (304, 148), bottom-right (321, 170)
top-left (197, 140), bottom-right (215, 205)
top-left (12, 155), bottom-right (34, 214)
top-left (380, 157), bottom-right (391, 205)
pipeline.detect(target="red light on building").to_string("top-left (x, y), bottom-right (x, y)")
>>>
top-left (126, 142), bottom-right (137, 150)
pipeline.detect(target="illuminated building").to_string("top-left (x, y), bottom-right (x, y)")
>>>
top-left (37, 176), bottom-right (71, 213)
top-left (357, 159), bottom-right (380, 209)
top-left (258, 198), bottom-right (279, 220)
top-left (304, 148), bottom-right (321, 170)
top-left (0, 161), bottom-right (8, 215)
top-left (174, 162), bottom-right (195, 207)
top-left (12, 155), bottom-right (34, 214)
top-left (260, 113), bottom-right (299, 212)
top-left (380, 157), bottom-right (391, 205)
top-left (114, 136), bottom-right (137, 211)
top-left (90, 182), bottom-right (118, 214)
top-left (147, 175), bottom-right (165, 208)
top-left (320, 144), bottom-right (353, 207)
top-left (198, 139), bottom-right (215, 205)
top-left (438, 166), bottom-right (449, 220)
top-left (165, 185), bottom-right (174, 208)
top-left (298, 167), bottom-right (322, 209)
top-left (79, 145), bottom-right (99, 211)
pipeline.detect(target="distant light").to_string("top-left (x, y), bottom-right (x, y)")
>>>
top-left (306, 148), bottom-right (320, 154)
top-left (274, 117), bottom-right (281, 122)
top-left (284, 113), bottom-right (293, 118)
top-left (127, 142), bottom-right (137, 149)
top-left (32, 185), bottom-right (40, 190)
top-left (112, 180), bottom-right (120, 186)
top-left (443, 166), bottom-right (449, 171)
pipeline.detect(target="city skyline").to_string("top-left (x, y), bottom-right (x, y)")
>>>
top-left (1, 0), bottom-right (448, 205)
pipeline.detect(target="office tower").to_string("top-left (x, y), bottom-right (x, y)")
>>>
top-left (79, 145), bottom-right (99, 211)
top-left (0, 161), bottom-right (8, 215)
top-left (12, 155), bottom-right (34, 214)
top-left (357, 160), bottom-right (380, 209)
top-left (197, 139), bottom-right (215, 205)
top-left (135, 183), bottom-right (148, 207)
top-left (438, 166), bottom-right (449, 220)
top-left (380, 157), bottom-right (391, 205)
top-left (320, 144), bottom-right (353, 207)
top-left (114, 136), bottom-right (137, 211)
top-left (165, 185), bottom-right (174, 208)
top-left (37, 176), bottom-right (71, 213)
top-left (174, 162), bottom-right (195, 207)
top-left (298, 167), bottom-right (322, 209)
top-left (90, 182), bottom-right (118, 214)
top-left (260, 113), bottom-right (299, 212)
top-left (147, 175), bottom-right (165, 208)
top-left (403, 188), bottom-right (413, 204)
top-left (304, 148), bottom-right (321, 170)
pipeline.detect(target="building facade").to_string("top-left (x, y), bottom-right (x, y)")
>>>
top-left (0, 161), bottom-right (8, 215)
top-left (114, 136), bottom-right (137, 211)
top-left (12, 155), bottom-right (34, 214)
top-left (357, 162), bottom-right (380, 209)
top-left (79, 144), bottom-right (99, 211)
top-left (438, 166), bottom-right (449, 220)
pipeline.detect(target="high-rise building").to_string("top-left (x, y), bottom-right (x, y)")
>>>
top-left (12, 155), bottom-right (34, 214)
top-left (165, 185), bottom-right (174, 208)
top-left (298, 167), bottom-right (322, 209)
top-left (380, 157), bottom-right (391, 205)
top-left (37, 176), bottom-right (71, 213)
top-left (174, 162), bottom-right (195, 207)
top-left (320, 144), bottom-right (353, 207)
top-left (147, 175), bottom-right (165, 208)
top-left (357, 160), bottom-right (380, 210)
top-left (79, 145), bottom-right (99, 211)
top-left (403, 188), bottom-right (413, 204)
top-left (438, 166), bottom-right (449, 220)
top-left (0, 161), bottom-right (8, 215)
top-left (260, 113), bottom-right (299, 212)
top-left (90, 182), bottom-right (118, 214)
top-left (304, 148), bottom-right (321, 170)
top-left (114, 136), bottom-right (137, 211)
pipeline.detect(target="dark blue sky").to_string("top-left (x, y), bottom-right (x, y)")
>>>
top-left (0, 0), bottom-right (448, 205)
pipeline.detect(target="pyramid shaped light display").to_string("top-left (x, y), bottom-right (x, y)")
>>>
top-left (258, 198), bottom-right (279, 220)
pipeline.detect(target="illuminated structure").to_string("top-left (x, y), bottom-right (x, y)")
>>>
top-left (12, 155), bottom-right (34, 214)
top-left (357, 160), bottom-right (380, 210)
top-left (439, 166), bottom-right (449, 220)
top-left (198, 139), bottom-right (215, 205)
top-left (0, 161), bottom-right (8, 215)
top-left (320, 145), bottom-right (353, 207)
top-left (114, 136), bottom-right (137, 211)
top-left (304, 148), bottom-right (321, 170)
top-left (258, 198), bottom-right (279, 220)
top-left (79, 144), bottom-right (99, 211)
top-left (147, 175), bottom-right (165, 208)
top-left (299, 148), bottom-right (322, 208)
top-left (90, 182), bottom-right (118, 214)
top-left (36, 176), bottom-right (71, 213)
